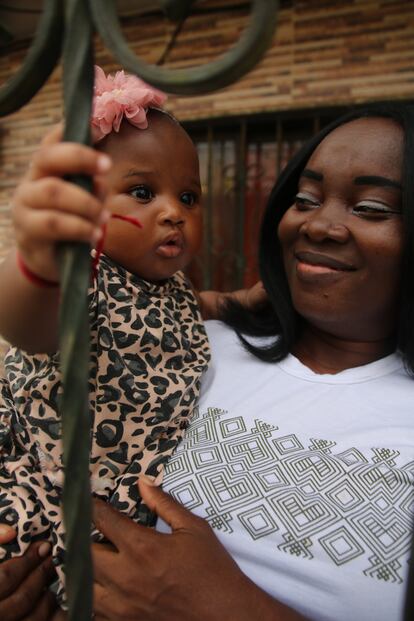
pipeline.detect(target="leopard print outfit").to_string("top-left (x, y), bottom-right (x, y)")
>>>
top-left (0, 254), bottom-right (210, 602)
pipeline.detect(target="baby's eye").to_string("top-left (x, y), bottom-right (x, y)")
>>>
top-left (180, 192), bottom-right (198, 207)
top-left (129, 185), bottom-right (153, 201)
top-left (352, 201), bottom-right (401, 217)
top-left (294, 193), bottom-right (320, 210)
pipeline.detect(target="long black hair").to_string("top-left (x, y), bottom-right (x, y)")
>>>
top-left (224, 102), bottom-right (414, 372)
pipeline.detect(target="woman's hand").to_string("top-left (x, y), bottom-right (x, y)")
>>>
top-left (92, 480), bottom-right (303, 621)
top-left (0, 526), bottom-right (58, 620)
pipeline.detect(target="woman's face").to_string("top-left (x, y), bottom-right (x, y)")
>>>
top-left (278, 117), bottom-right (404, 341)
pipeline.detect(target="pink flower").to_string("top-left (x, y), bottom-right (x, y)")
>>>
top-left (91, 66), bottom-right (167, 141)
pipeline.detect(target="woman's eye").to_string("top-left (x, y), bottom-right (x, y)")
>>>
top-left (180, 192), bottom-right (197, 207)
top-left (353, 202), bottom-right (401, 217)
top-left (129, 185), bottom-right (153, 201)
top-left (294, 194), bottom-right (320, 210)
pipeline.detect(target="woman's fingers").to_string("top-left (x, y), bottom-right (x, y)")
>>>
top-left (50, 608), bottom-right (67, 621)
top-left (138, 478), bottom-right (203, 531)
top-left (26, 589), bottom-right (58, 621)
top-left (0, 524), bottom-right (17, 545)
top-left (28, 142), bottom-right (111, 183)
top-left (0, 543), bottom-right (55, 620)
top-left (92, 499), bottom-right (158, 554)
top-left (0, 542), bottom-right (51, 599)
top-left (93, 582), bottom-right (114, 620)
top-left (91, 542), bottom-right (119, 586)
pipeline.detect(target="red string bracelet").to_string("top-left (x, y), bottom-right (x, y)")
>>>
top-left (16, 252), bottom-right (60, 288)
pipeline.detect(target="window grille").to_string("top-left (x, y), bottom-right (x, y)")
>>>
top-left (184, 107), bottom-right (349, 291)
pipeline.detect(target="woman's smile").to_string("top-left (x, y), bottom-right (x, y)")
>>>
top-left (294, 250), bottom-right (356, 282)
top-left (278, 116), bottom-right (403, 341)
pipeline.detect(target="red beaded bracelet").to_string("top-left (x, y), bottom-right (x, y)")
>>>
top-left (16, 252), bottom-right (59, 288)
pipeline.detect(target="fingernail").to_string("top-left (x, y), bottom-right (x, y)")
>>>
top-left (97, 154), bottom-right (112, 172)
top-left (38, 541), bottom-right (51, 558)
top-left (91, 227), bottom-right (103, 245)
top-left (99, 210), bottom-right (111, 224)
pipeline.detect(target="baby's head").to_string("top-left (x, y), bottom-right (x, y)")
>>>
top-left (92, 66), bottom-right (202, 282)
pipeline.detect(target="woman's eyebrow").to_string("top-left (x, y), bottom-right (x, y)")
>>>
top-left (301, 168), bottom-right (323, 181)
top-left (354, 175), bottom-right (402, 190)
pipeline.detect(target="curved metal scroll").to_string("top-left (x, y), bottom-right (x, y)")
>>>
top-left (0, 0), bottom-right (63, 115)
top-left (90, 0), bottom-right (279, 95)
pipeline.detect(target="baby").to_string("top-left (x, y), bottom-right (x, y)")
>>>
top-left (0, 66), bottom-right (253, 603)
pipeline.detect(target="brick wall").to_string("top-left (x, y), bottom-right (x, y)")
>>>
top-left (0, 0), bottom-right (413, 362)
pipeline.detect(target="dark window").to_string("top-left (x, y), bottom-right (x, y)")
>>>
top-left (184, 107), bottom-right (348, 291)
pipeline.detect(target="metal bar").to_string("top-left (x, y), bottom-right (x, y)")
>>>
top-left (276, 117), bottom-right (282, 177)
top-left (59, 1), bottom-right (94, 618)
top-left (0, 0), bottom-right (63, 116)
top-left (236, 119), bottom-right (247, 288)
top-left (204, 124), bottom-right (214, 289)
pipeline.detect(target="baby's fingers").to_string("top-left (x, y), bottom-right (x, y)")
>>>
top-left (14, 177), bottom-right (108, 226)
top-left (14, 205), bottom-right (103, 248)
top-left (40, 123), bottom-right (64, 147)
top-left (28, 142), bottom-right (111, 182)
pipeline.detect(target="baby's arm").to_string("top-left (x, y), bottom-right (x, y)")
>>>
top-left (197, 281), bottom-right (268, 321)
top-left (0, 127), bottom-right (111, 354)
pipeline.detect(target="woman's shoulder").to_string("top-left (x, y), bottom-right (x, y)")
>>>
top-left (205, 320), bottom-right (275, 357)
top-left (204, 320), bottom-right (247, 358)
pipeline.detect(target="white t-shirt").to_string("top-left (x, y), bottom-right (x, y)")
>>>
top-left (158, 320), bottom-right (414, 621)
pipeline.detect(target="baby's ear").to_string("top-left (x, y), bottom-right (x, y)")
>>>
top-left (41, 123), bottom-right (64, 146)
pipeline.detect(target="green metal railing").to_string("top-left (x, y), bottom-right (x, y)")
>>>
top-left (0, 1), bottom-right (279, 619)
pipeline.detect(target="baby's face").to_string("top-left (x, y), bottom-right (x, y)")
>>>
top-left (99, 113), bottom-right (202, 281)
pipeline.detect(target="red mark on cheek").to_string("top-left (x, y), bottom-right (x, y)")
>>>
top-left (111, 214), bottom-right (143, 229)
top-left (92, 215), bottom-right (143, 280)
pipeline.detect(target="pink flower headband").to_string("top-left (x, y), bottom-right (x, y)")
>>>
top-left (91, 65), bottom-right (167, 142)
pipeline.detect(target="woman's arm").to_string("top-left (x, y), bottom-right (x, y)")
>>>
top-left (92, 479), bottom-right (308, 621)
top-left (0, 528), bottom-right (57, 621)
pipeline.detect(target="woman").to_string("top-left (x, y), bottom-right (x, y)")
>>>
top-left (1, 102), bottom-right (413, 621)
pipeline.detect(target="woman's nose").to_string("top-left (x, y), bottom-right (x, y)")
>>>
top-left (299, 205), bottom-right (349, 244)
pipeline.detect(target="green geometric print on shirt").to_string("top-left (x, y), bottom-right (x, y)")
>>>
top-left (164, 407), bottom-right (414, 584)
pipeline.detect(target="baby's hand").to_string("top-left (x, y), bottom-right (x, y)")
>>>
top-left (236, 280), bottom-right (268, 310)
top-left (198, 281), bottom-right (268, 320)
top-left (12, 125), bottom-right (112, 282)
